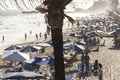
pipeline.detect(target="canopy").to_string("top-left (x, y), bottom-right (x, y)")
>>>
top-left (2, 51), bottom-right (30, 62)
top-left (0, 71), bottom-right (46, 79)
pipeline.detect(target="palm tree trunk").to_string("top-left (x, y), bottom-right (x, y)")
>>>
top-left (51, 27), bottom-right (65, 80)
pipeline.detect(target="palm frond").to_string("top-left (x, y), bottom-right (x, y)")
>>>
top-left (35, 4), bottom-right (48, 13)
top-left (62, 0), bottom-right (73, 7)
top-left (64, 14), bottom-right (75, 25)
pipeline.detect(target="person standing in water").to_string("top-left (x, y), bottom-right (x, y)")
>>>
top-left (25, 33), bottom-right (27, 41)
top-left (2, 36), bottom-right (4, 42)
top-left (44, 32), bottom-right (47, 40)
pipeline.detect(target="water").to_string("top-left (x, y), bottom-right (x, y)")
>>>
top-left (0, 11), bottom-right (47, 47)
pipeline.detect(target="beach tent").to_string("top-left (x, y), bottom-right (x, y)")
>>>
top-left (20, 46), bottom-right (39, 53)
top-left (4, 45), bottom-right (22, 51)
top-left (2, 51), bottom-right (30, 62)
top-left (108, 29), bottom-right (120, 35)
top-left (0, 71), bottom-right (46, 79)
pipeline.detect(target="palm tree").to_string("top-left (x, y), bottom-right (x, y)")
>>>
top-left (36, 0), bottom-right (74, 80)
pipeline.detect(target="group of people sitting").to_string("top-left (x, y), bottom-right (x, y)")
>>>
top-left (79, 52), bottom-right (103, 79)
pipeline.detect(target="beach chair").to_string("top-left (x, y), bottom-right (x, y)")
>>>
top-left (88, 63), bottom-right (92, 72)
top-left (78, 64), bottom-right (84, 73)
top-left (65, 73), bottom-right (73, 80)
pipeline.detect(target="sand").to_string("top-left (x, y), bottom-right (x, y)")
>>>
top-left (0, 26), bottom-right (120, 80)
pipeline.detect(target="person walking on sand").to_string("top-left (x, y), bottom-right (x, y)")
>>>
top-left (36, 34), bottom-right (38, 40)
top-left (39, 32), bottom-right (42, 39)
top-left (25, 33), bottom-right (27, 41)
top-left (84, 53), bottom-right (90, 72)
top-left (44, 32), bottom-right (47, 40)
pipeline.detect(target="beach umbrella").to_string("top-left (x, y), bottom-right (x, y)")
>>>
top-left (45, 40), bottom-right (53, 46)
top-left (32, 42), bottom-right (51, 47)
top-left (37, 57), bottom-right (54, 66)
top-left (86, 31), bottom-right (100, 37)
top-left (2, 51), bottom-right (30, 62)
top-left (4, 45), bottom-right (22, 51)
top-left (20, 46), bottom-right (39, 53)
top-left (80, 35), bottom-right (90, 39)
top-left (108, 29), bottom-right (120, 35)
top-left (0, 71), bottom-right (46, 79)
top-left (64, 44), bottom-right (85, 51)
top-left (25, 56), bottom-right (42, 64)
top-left (64, 41), bottom-right (86, 46)
top-left (74, 41), bottom-right (86, 45)
top-left (45, 39), bottom-right (66, 46)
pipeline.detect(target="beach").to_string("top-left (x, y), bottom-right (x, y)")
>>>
top-left (0, 27), bottom-right (120, 80)
top-left (0, 10), bottom-right (120, 80)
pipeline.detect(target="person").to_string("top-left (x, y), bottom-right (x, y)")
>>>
top-left (2, 36), bottom-right (4, 42)
top-left (93, 60), bottom-right (102, 73)
top-left (35, 34), bottom-right (38, 40)
top-left (44, 32), bottom-right (47, 40)
top-left (66, 38), bottom-right (71, 42)
top-left (24, 33), bottom-right (27, 40)
top-left (39, 32), bottom-right (42, 39)
top-left (30, 30), bottom-right (32, 35)
top-left (81, 53), bottom-right (85, 72)
top-left (84, 53), bottom-right (90, 72)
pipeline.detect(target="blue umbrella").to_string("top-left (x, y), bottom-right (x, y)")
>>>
top-left (37, 57), bottom-right (54, 66)
top-left (80, 35), bottom-right (90, 39)
top-left (74, 41), bottom-right (86, 45)
top-left (86, 31), bottom-right (100, 37)
top-left (4, 45), bottom-right (22, 51)
top-left (25, 56), bottom-right (42, 64)
top-left (32, 56), bottom-right (42, 64)
top-left (20, 46), bottom-right (38, 53)
top-left (64, 44), bottom-right (85, 51)
top-left (0, 71), bottom-right (46, 79)
top-left (2, 51), bottom-right (30, 62)
top-left (45, 40), bottom-right (53, 46)
top-left (46, 39), bottom-right (66, 46)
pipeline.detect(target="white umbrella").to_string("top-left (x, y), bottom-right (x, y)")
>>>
top-left (32, 42), bottom-right (51, 47)
top-left (2, 51), bottom-right (30, 62)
